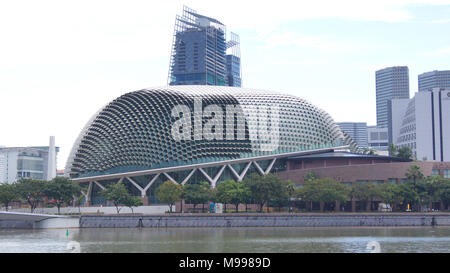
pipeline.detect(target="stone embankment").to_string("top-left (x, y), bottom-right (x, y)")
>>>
top-left (80, 213), bottom-right (450, 228)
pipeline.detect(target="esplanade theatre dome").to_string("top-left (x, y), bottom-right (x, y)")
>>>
top-left (66, 86), bottom-right (351, 178)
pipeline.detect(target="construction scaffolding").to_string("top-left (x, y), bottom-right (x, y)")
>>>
top-left (167, 6), bottom-right (241, 87)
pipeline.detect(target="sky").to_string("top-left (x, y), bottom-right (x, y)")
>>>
top-left (1, 0), bottom-right (450, 170)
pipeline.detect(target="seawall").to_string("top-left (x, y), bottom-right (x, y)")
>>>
top-left (80, 213), bottom-right (450, 228)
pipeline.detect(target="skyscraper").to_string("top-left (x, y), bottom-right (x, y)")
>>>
top-left (375, 66), bottom-right (410, 128)
top-left (391, 88), bottom-right (450, 162)
top-left (418, 70), bottom-right (450, 92)
top-left (336, 122), bottom-right (368, 148)
top-left (168, 6), bottom-right (241, 87)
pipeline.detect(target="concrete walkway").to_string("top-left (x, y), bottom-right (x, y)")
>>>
top-left (0, 211), bottom-right (79, 229)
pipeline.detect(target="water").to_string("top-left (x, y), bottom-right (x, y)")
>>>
top-left (1, 227), bottom-right (450, 253)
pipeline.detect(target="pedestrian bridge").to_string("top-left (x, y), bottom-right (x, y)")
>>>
top-left (0, 211), bottom-right (79, 229)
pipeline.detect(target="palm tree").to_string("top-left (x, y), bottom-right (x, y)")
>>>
top-left (405, 165), bottom-right (424, 211)
top-left (405, 165), bottom-right (424, 185)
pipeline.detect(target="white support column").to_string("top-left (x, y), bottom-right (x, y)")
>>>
top-left (143, 173), bottom-right (160, 192)
top-left (181, 168), bottom-right (197, 185)
top-left (265, 158), bottom-right (277, 174)
top-left (93, 181), bottom-right (106, 191)
top-left (126, 174), bottom-right (160, 206)
top-left (126, 177), bottom-right (145, 197)
top-left (117, 177), bottom-right (124, 184)
top-left (227, 161), bottom-right (252, 181)
top-left (163, 172), bottom-right (178, 184)
top-left (253, 158), bottom-right (277, 175)
top-left (198, 165), bottom-right (226, 188)
top-left (84, 181), bottom-right (93, 206)
top-left (80, 190), bottom-right (88, 203)
top-left (253, 161), bottom-right (265, 175)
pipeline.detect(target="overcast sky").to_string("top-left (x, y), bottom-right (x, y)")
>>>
top-left (1, 0), bottom-right (450, 169)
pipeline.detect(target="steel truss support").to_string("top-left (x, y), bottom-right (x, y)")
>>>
top-left (198, 165), bottom-right (226, 188)
top-left (227, 162), bottom-right (252, 181)
top-left (253, 158), bottom-right (277, 175)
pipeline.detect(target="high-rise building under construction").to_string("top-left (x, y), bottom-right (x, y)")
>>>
top-left (168, 6), bottom-right (242, 87)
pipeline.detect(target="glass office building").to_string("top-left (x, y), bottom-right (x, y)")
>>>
top-left (375, 66), bottom-right (410, 128)
top-left (336, 122), bottom-right (368, 148)
top-left (0, 146), bottom-right (59, 184)
top-left (418, 70), bottom-right (450, 92)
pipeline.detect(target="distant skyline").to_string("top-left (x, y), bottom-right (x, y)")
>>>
top-left (1, 0), bottom-right (450, 169)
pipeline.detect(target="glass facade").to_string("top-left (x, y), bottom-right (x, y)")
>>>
top-left (418, 70), bottom-right (450, 92)
top-left (337, 122), bottom-right (368, 148)
top-left (376, 66), bottom-right (410, 128)
top-left (444, 170), bottom-right (450, 179)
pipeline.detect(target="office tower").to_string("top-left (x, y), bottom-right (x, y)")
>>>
top-left (391, 88), bottom-right (450, 161)
top-left (337, 122), bottom-right (368, 148)
top-left (375, 66), bottom-right (410, 128)
top-left (168, 6), bottom-right (241, 87)
top-left (418, 70), bottom-right (450, 92)
top-left (226, 32), bottom-right (242, 87)
top-left (367, 126), bottom-right (389, 152)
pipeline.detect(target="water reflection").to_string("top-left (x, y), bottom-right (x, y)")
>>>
top-left (0, 227), bottom-right (449, 253)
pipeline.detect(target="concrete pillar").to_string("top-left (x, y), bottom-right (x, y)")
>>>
top-left (335, 201), bottom-right (340, 212)
top-left (141, 195), bottom-right (149, 206)
top-left (47, 136), bottom-right (56, 180)
top-left (84, 181), bottom-right (93, 207)
top-left (351, 200), bottom-right (356, 212)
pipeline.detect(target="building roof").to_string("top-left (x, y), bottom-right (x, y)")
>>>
top-left (287, 151), bottom-right (411, 162)
top-left (66, 86), bottom-right (352, 178)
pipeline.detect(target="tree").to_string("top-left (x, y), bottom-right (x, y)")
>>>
top-left (243, 173), bottom-right (283, 213)
top-left (350, 183), bottom-right (381, 212)
top-left (304, 171), bottom-right (319, 182)
top-left (270, 179), bottom-right (294, 212)
top-left (438, 179), bottom-right (450, 210)
top-left (398, 182), bottom-right (420, 211)
top-left (0, 183), bottom-right (19, 211)
top-left (363, 147), bottom-right (375, 155)
top-left (215, 179), bottom-right (234, 211)
top-left (405, 165), bottom-right (424, 185)
top-left (44, 177), bottom-right (81, 214)
top-left (298, 178), bottom-right (348, 212)
top-left (156, 180), bottom-right (183, 213)
top-left (397, 146), bottom-right (413, 160)
top-left (100, 183), bottom-right (134, 214)
top-left (16, 179), bottom-right (47, 213)
top-left (241, 184), bottom-right (253, 212)
top-left (377, 183), bottom-right (402, 211)
top-left (122, 195), bottom-right (143, 214)
top-left (423, 175), bottom-right (443, 210)
top-left (74, 194), bottom-right (85, 214)
top-left (388, 143), bottom-right (398, 157)
top-left (183, 181), bottom-right (212, 212)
